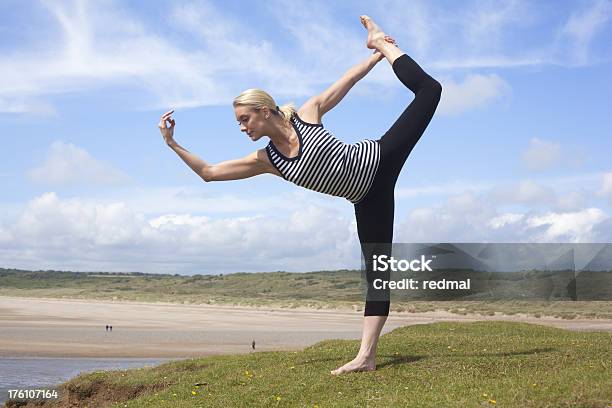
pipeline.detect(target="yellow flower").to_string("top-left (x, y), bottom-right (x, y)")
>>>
top-left (276, 396), bottom-right (282, 401)
top-left (192, 391), bottom-right (197, 395)
top-left (489, 399), bottom-right (497, 404)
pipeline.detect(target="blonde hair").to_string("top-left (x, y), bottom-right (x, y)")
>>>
top-left (233, 88), bottom-right (296, 123)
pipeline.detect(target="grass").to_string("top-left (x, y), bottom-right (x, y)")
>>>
top-left (5, 321), bottom-right (611, 408)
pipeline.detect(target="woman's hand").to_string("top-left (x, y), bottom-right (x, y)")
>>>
top-left (158, 109), bottom-right (176, 146)
top-left (373, 49), bottom-right (385, 62)
top-left (373, 35), bottom-right (398, 62)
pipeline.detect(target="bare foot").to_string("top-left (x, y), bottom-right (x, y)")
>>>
top-left (330, 357), bottom-right (376, 375)
top-left (360, 15), bottom-right (388, 50)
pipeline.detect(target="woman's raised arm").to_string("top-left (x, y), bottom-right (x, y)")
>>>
top-left (298, 42), bottom-right (394, 124)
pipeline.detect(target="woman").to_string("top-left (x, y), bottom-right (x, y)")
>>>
top-left (158, 15), bottom-right (442, 375)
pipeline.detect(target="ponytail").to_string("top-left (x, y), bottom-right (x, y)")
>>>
top-left (276, 103), bottom-right (296, 123)
top-left (233, 88), bottom-right (295, 124)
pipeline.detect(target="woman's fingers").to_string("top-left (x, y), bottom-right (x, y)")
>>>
top-left (159, 109), bottom-right (175, 128)
top-left (160, 109), bottom-right (174, 120)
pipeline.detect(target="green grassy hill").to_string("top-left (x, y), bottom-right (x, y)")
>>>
top-left (5, 321), bottom-right (611, 408)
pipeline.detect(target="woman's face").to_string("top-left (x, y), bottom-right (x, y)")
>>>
top-left (234, 105), bottom-right (268, 141)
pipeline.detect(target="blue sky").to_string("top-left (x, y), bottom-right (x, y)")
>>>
top-left (1, 0), bottom-right (612, 274)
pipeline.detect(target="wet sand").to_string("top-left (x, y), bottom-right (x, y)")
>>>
top-left (1, 296), bottom-right (610, 358)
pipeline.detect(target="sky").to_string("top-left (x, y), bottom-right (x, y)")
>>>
top-left (1, 0), bottom-right (611, 275)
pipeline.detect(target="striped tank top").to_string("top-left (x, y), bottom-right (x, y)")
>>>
top-left (265, 113), bottom-right (381, 204)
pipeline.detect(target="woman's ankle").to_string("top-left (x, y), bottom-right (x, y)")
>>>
top-left (379, 43), bottom-right (405, 66)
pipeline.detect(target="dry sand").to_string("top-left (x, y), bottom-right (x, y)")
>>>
top-left (1, 296), bottom-right (610, 358)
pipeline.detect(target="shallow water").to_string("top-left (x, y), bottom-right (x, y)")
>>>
top-left (0, 356), bottom-right (173, 405)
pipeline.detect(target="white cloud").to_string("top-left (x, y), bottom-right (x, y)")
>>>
top-left (525, 208), bottom-right (607, 242)
top-left (0, 0), bottom-right (289, 114)
top-left (0, 0), bottom-right (375, 115)
top-left (554, 191), bottom-right (588, 212)
top-left (396, 191), bottom-right (498, 242)
top-left (489, 180), bottom-right (557, 207)
top-left (431, 56), bottom-right (546, 70)
top-left (374, 0), bottom-right (433, 59)
top-left (396, 190), bottom-right (609, 243)
top-left (487, 213), bottom-right (524, 229)
top-left (396, 0), bottom-right (612, 69)
top-left (437, 74), bottom-right (511, 115)
top-left (522, 138), bottom-right (562, 171)
top-left (598, 172), bottom-right (612, 202)
top-left (375, 0), bottom-right (574, 70)
top-left (79, 185), bottom-right (345, 216)
top-left (0, 192), bottom-right (360, 274)
top-left (3, 170), bottom-right (612, 274)
top-left (591, 217), bottom-right (612, 241)
top-left (170, 1), bottom-right (315, 98)
top-left (2, 1), bottom-right (608, 115)
top-left (396, 180), bottom-right (493, 199)
top-left (0, 223), bottom-right (13, 244)
top-left (463, 0), bottom-right (534, 51)
top-left (267, 1), bottom-right (363, 72)
top-left (559, 0), bottom-right (612, 65)
top-left (0, 95), bottom-right (57, 116)
top-left (27, 141), bottom-right (129, 186)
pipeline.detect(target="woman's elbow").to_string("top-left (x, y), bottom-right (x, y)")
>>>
top-left (200, 166), bottom-right (215, 182)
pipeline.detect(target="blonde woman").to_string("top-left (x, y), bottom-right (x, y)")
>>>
top-left (158, 16), bottom-right (441, 374)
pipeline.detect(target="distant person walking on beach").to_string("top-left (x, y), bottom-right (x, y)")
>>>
top-left (158, 15), bottom-right (441, 374)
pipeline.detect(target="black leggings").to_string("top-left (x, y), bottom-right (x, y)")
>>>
top-left (354, 54), bottom-right (442, 316)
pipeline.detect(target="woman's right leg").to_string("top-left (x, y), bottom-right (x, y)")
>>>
top-left (379, 54), bottom-right (442, 183)
top-left (361, 15), bottom-right (442, 184)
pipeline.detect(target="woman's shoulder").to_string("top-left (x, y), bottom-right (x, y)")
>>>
top-left (295, 101), bottom-right (323, 127)
top-left (293, 110), bottom-right (324, 128)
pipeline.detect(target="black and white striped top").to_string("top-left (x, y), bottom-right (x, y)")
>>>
top-left (265, 113), bottom-right (381, 204)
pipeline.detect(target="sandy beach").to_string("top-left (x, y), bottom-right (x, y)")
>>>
top-left (1, 296), bottom-right (611, 358)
